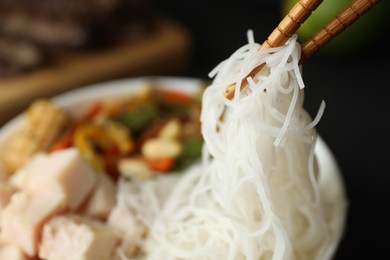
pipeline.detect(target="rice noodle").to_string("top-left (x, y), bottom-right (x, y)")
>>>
top-left (117, 31), bottom-right (341, 260)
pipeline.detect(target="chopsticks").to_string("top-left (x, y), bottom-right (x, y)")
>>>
top-left (300, 0), bottom-right (380, 62)
top-left (224, 0), bottom-right (381, 100)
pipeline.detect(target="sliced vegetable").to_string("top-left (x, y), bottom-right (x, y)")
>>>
top-left (113, 103), bottom-right (158, 134)
top-left (158, 89), bottom-right (194, 105)
top-left (96, 117), bottom-right (134, 154)
top-left (101, 145), bottom-right (121, 180)
top-left (144, 157), bottom-right (175, 172)
top-left (8, 84), bottom-right (204, 180)
top-left (73, 124), bottom-right (107, 173)
top-left (173, 138), bottom-right (204, 171)
top-left (49, 130), bottom-right (74, 153)
top-left (82, 102), bottom-right (102, 121)
top-left (118, 157), bottom-right (153, 180)
top-left (181, 139), bottom-right (204, 159)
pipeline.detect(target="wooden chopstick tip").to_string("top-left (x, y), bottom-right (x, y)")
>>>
top-left (224, 84), bottom-right (235, 99)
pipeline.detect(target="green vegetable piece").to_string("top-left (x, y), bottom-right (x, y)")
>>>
top-left (172, 139), bottom-right (203, 172)
top-left (181, 138), bottom-right (204, 159)
top-left (114, 104), bottom-right (157, 134)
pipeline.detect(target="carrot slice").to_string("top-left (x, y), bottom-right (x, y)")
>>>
top-left (83, 102), bottom-right (102, 121)
top-left (49, 131), bottom-right (74, 152)
top-left (144, 157), bottom-right (175, 172)
top-left (159, 89), bottom-right (193, 105)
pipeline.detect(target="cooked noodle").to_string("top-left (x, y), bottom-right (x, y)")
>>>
top-left (118, 31), bottom-right (341, 260)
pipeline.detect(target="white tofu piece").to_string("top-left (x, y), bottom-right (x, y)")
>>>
top-left (0, 191), bottom-right (66, 257)
top-left (8, 153), bottom-right (47, 190)
top-left (0, 182), bottom-right (15, 211)
top-left (10, 148), bottom-right (97, 210)
top-left (0, 240), bottom-right (30, 260)
top-left (80, 173), bottom-right (116, 219)
top-left (39, 214), bottom-right (118, 260)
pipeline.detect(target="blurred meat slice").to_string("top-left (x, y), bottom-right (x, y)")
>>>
top-left (0, 12), bottom-right (88, 48)
top-left (0, 0), bottom-right (157, 77)
top-left (0, 0), bottom-right (155, 49)
top-left (0, 38), bottom-right (43, 77)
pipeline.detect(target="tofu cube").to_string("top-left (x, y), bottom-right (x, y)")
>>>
top-left (80, 173), bottom-right (116, 219)
top-left (0, 182), bottom-right (15, 212)
top-left (39, 214), bottom-right (118, 260)
top-left (10, 148), bottom-right (96, 210)
top-left (0, 191), bottom-right (66, 257)
top-left (0, 239), bottom-right (30, 260)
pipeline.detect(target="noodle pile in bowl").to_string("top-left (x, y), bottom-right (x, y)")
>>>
top-left (117, 31), bottom-right (347, 260)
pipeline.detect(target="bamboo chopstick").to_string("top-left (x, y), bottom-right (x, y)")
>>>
top-left (224, 0), bottom-right (323, 100)
top-left (224, 0), bottom-right (381, 100)
top-left (300, 0), bottom-right (380, 63)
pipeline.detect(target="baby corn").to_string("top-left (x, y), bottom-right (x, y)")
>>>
top-left (2, 99), bottom-right (70, 173)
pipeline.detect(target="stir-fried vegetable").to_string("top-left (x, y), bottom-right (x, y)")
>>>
top-left (0, 83), bottom-right (205, 181)
top-left (113, 103), bottom-right (158, 135)
top-left (46, 84), bottom-right (204, 180)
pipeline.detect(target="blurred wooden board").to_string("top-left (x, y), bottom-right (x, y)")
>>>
top-left (0, 17), bottom-right (192, 126)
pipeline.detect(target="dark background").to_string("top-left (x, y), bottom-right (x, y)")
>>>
top-left (152, 0), bottom-right (390, 259)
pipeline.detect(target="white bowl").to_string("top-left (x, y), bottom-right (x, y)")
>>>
top-left (0, 76), bottom-right (347, 257)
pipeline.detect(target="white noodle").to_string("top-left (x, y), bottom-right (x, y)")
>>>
top-left (116, 31), bottom-right (342, 260)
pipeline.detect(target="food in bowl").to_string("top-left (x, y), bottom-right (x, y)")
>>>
top-left (1, 82), bottom-right (204, 179)
top-left (0, 32), bottom-right (347, 260)
top-left (0, 78), bottom-right (206, 259)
